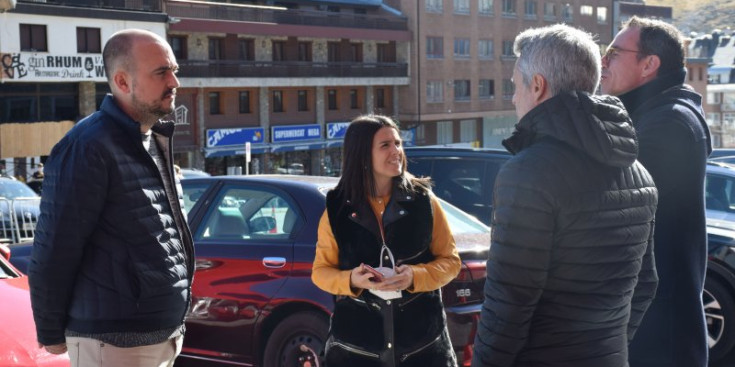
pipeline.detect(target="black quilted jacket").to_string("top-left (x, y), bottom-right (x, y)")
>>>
top-left (472, 91), bottom-right (658, 367)
top-left (29, 95), bottom-right (194, 345)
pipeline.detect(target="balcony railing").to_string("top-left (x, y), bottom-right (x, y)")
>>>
top-left (165, 1), bottom-right (408, 31)
top-left (19, 0), bottom-right (162, 12)
top-left (177, 60), bottom-right (408, 79)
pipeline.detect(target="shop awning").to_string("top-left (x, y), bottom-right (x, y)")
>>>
top-left (270, 141), bottom-right (326, 153)
top-left (205, 145), bottom-right (268, 158)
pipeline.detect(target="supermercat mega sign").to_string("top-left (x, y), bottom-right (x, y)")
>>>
top-left (1, 52), bottom-right (106, 82)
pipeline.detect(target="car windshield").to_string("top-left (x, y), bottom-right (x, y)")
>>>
top-left (0, 180), bottom-right (39, 200)
top-left (438, 198), bottom-right (490, 234)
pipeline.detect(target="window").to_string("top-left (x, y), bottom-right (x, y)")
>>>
top-left (426, 0), bottom-right (443, 13)
top-left (350, 89), bottom-right (360, 109)
top-left (298, 42), bottom-right (312, 61)
top-left (580, 5), bottom-right (593, 15)
top-left (328, 89), bottom-right (338, 110)
top-left (437, 121), bottom-right (453, 144)
top-left (460, 119), bottom-right (476, 142)
top-left (454, 0), bottom-right (470, 14)
top-left (524, 0), bottom-right (537, 18)
top-left (478, 40), bottom-right (494, 59)
top-left (502, 79), bottom-right (514, 99)
top-left (273, 90), bottom-right (284, 113)
top-left (454, 38), bottom-right (470, 59)
top-left (562, 3), bottom-right (573, 21)
top-left (209, 92), bottom-right (221, 115)
top-left (209, 38), bottom-right (223, 60)
top-left (502, 40), bottom-right (514, 58)
top-left (239, 91), bottom-right (251, 114)
top-left (544, 2), bottom-right (556, 20)
top-left (77, 27), bottom-right (101, 53)
top-left (328, 42), bottom-right (340, 62)
top-left (502, 0), bottom-right (516, 15)
top-left (194, 186), bottom-right (300, 241)
top-left (376, 88), bottom-right (386, 108)
top-left (239, 39), bottom-right (254, 61)
top-left (597, 7), bottom-right (607, 23)
top-left (427, 37), bottom-right (443, 59)
top-left (454, 80), bottom-right (471, 101)
top-left (349, 43), bottom-right (363, 62)
top-left (479, 0), bottom-right (494, 15)
top-left (707, 112), bottom-right (721, 126)
top-left (377, 43), bottom-right (395, 62)
top-left (170, 36), bottom-right (187, 60)
top-left (20, 24), bottom-right (47, 52)
top-left (479, 79), bottom-right (495, 99)
top-left (705, 175), bottom-right (735, 213)
top-left (298, 90), bottom-right (309, 111)
top-left (272, 41), bottom-right (285, 61)
top-left (708, 92), bottom-right (722, 105)
top-left (427, 81), bottom-right (443, 103)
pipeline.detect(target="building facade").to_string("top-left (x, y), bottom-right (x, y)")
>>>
top-left (0, 0), bottom-right (168, 178)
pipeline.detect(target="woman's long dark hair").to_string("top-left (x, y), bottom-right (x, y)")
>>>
top-left (334, 115), bottom-right (430, 205)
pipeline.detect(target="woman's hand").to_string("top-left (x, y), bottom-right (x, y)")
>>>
top-left (350, 264), bottom-right (380, 291)
top-left (375, 265), bottom-right (413, 292)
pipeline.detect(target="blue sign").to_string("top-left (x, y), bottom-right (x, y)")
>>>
top-left (272, 124), bottom-right (322, 143)
top-left (207, 127), bottom-right (264, 148)
top-left (400, 129), bottom-right (416, 147)
top-left (327, 122), bottom-right (351, 139)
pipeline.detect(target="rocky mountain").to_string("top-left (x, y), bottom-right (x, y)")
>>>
top-left (646, 0), bottom-right (735, 36)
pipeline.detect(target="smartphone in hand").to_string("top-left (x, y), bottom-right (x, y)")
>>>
top-left (363, 264), bottom-right (384, 282)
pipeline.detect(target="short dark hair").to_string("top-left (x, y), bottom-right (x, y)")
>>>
top-left (335, 115), bottom-right (429, 205)
top-left (624, 16), bottom-right (685, 76)
top-left (102, 32), bottom-right (135, 84)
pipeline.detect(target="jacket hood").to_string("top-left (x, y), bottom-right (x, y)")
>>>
top-left (503, 91), bottom-right (638, 168)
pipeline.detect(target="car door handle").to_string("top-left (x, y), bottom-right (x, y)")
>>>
top-left (263, 257), bottom-right (287, 268)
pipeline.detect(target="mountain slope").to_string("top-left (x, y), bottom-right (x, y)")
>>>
top-left (645, 0), bottom-right (735, 35)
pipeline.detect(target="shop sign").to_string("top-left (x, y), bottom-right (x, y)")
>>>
top-left (326, 122), bottom-right (351, 139)
top-left (272, 124), bottom-right (321, 143)
top-left (1, 52), bottom-right (106, 82)
top-left (207, 127), bottom-right (264, 147)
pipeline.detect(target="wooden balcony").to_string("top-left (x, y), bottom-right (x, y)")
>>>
top-left (177, 60), bottom-right (408, 79)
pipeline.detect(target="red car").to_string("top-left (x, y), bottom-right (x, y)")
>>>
top-left (0, 245), bottom-right (69, 367)
top-left (178, 175), bottom-right (490, 367)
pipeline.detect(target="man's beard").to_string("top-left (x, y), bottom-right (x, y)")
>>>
top-left (131, 88), bottom-right (175, 120)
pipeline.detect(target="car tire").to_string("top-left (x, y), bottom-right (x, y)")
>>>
top-left (704, 277), bottom-right (735, 361)
top-left (263, 311), bottom-right (328, 367)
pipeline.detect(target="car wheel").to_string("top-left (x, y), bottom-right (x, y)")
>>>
top-left (263, 311), bottom-right (328, 367)
top-left (704, 278), bottom-right (735, 361)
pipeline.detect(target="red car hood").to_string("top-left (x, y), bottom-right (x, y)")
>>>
top-left (0, 276), bottom-right (69, 367)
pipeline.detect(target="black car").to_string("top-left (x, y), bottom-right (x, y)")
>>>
top-left (405, 146), bottom-right (735, 362)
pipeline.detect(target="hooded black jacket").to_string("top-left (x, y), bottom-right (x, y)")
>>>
top-left (472, 91), bottom-right (658, 367)
top-left (29, 95), bottom-right (195, 345)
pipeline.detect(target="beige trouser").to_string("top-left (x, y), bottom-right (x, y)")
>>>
top-left (65, 335), bottom-right (184, 367)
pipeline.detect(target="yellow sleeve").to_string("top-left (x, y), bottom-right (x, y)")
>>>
top-left (311, 210), bottom-right (362, 297)
top-left (408, 194), bottom-right (461, 293)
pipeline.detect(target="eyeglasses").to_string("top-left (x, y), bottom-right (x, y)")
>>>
top-left (603, 46), bottom-right (642, 60)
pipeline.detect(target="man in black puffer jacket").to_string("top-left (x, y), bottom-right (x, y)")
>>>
top-left (29, 29), bottom-right (194, 367)
top-left (472, 24), bottom-right (658, 367)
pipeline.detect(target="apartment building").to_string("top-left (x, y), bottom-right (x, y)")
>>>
top-left (166, 0), bottom-right (410, 175)
top-left (383, 0), bottom-right (614, 148)
top-left (0, 0), bottom-right (168, 178)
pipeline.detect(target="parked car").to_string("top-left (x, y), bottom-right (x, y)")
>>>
top-left (0, 178), bottom-right (40, 244)
top-left (176, 175), bottom-right (489, 366)
top-left (404, 147), bottom-right (510, 224)
top-left (0, 245), bottom-right (69, 367)
top-left (180, 168), bottom-right (211, 179)
top-left (404, 146), bottom-right (735, 362)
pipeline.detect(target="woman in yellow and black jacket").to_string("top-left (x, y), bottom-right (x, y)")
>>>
top-left (312, 114), bottom-right (460, 367)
